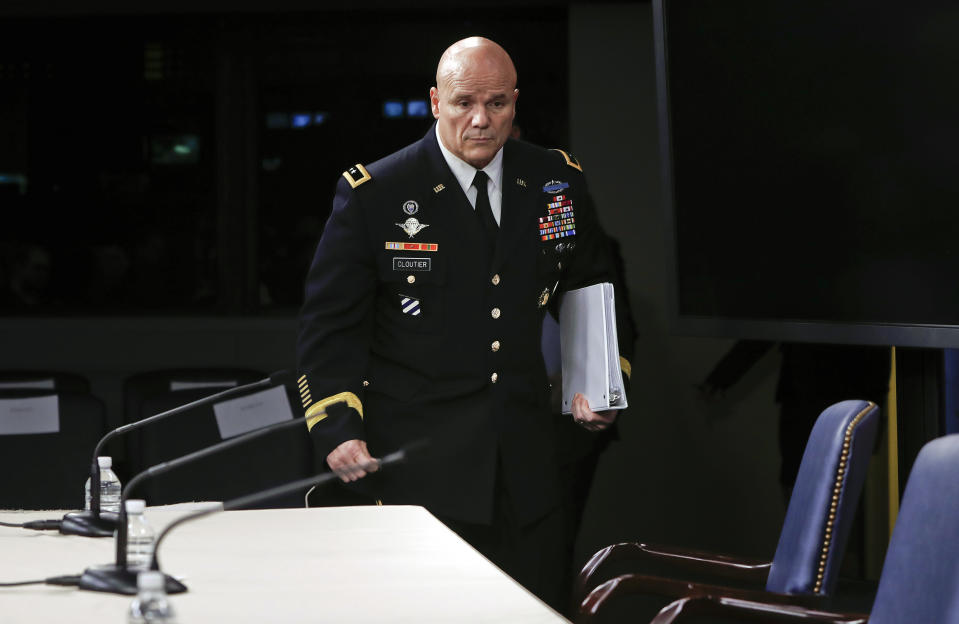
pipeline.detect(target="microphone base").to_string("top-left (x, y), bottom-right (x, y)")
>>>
top-left (60, 510), bottom-right (120, 538)
top-left (79, 565), bottom-right (188, 595)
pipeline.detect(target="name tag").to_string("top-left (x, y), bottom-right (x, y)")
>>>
top-left (213, 385), bottom-right (293, 440)
top-left (393, 257), bottom-right (432, 271)
top-left (0, 395), bottom-right (60, 435)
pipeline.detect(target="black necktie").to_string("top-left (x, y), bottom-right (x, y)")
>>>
top-left (472, 170), bottom-right (497, 252)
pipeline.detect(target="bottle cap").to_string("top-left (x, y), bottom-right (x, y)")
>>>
top-left (125, 499), bottom-right (146, 514)
top-left (96, 456), bottom-right (113, 469)
top-left (137, 570), bottom-right (164, 591)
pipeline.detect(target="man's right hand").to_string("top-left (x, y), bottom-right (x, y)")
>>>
top-left (326, 439), bottom-right (379, 483)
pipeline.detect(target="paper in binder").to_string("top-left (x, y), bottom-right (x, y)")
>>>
top-left (559, 282), bottom-right (628, 414)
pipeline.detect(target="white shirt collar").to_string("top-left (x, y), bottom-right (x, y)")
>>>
top-left (435, 125), bottom-right (504, 197)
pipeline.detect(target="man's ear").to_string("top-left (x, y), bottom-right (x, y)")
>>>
top-left (430, 86), bottom-right (441, 119)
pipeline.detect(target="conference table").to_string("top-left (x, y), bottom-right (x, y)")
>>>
top-left (0, 504), bottom-right (568, 623)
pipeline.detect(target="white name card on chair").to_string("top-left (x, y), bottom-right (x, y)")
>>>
top-left (0, 395), bottom-right (60, 435)
top-left (0, 379), bottom-right (56, 390)
top-left (213, 385), bottom-right (293, 439)
top-left (170, 379), bottom-right (239, 392)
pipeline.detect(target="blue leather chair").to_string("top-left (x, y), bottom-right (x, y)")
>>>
top-left (642, 433), bottom-right (959, 623)
top-left (574, 399), bottom-right (880, 619)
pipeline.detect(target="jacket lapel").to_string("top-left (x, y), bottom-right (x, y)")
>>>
top-left (493, 140), bottom-right (534, 271)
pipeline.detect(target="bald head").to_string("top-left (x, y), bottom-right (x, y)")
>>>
top-left (430, 37), bottom-right (519, 169)
top-left (435, 37), bottom-right (517, 91)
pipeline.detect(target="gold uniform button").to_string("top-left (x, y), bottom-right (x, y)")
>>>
top-left (407, 275), bottom-right (416, 284)
top-left (491, 340), bottom-right (501, 352)
top-left (491, 307), bottom-right (501, 319)
top-left (491, 274), bottom-right (501, 286)
top-left (490, 372), bottom-right (499, 383)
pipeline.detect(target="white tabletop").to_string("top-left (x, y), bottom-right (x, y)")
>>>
top-left (0, 505), bottom-right (567, 623)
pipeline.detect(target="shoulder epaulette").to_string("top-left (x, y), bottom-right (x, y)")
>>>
top-left (342, 163), bottom-right (372, 189)
top-left (551, 149), bottom-right (583, 172)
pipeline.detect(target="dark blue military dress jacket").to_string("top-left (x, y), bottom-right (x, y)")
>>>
top-left (297, 125), bottom-right (634, 525)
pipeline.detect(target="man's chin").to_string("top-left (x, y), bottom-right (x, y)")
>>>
top-left (463, 147), bottom-right (498, 169)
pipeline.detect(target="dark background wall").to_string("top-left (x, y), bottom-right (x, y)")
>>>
top-left (0, 1), bottom-right (788, 567)
top-left (567, 2), bottom-right (784, 568)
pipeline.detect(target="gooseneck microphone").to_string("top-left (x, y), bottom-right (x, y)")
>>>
top-left (78, 409), bottom-right (310, 595)
top-left (61, 371), bottom-right (291, 538)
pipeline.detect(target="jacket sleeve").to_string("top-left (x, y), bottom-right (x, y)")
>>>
top-left (296, 175), bottom-right (376, 460)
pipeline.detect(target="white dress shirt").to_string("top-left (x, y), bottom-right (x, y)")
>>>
top-left (435, 125), bottom-right (504, 225)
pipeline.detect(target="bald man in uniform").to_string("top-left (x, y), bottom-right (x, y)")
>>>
top-left (297, 37), bottom-right (634, 608)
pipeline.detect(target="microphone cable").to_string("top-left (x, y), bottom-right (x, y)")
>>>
top-left (0, 574), bottom-right (81, 587)
top-left (0, 519), bottom-right (62, 531)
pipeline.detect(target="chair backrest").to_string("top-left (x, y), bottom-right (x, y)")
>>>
top-left (0, 370), bottom-right (90, 394)
top-left (869, 434), bottom-right (959, 623)
top-left (134, 384), bottom-right (312, 508)
top-left (0, 392), bottom-right (106, 509)
top-left (123, 368), bottom-right (264, 474)
top-left (766, 399), bottom-right (879, 595)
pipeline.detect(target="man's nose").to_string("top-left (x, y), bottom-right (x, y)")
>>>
top-left (471, 107), bottom-right (490, 127)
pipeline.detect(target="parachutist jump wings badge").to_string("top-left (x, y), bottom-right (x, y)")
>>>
top-left (397, 217), bottom-right (430, 238)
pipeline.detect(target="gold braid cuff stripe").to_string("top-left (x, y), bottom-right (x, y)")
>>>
top-left (305, 391), bottom-right (364, 431)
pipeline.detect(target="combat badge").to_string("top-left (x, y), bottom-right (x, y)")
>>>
top-left (396, 217), bottom-right (430, 238)
top-left (542, 180), bottom-right (569, 194)
top-left (403, 200), bottom-right (419, 215)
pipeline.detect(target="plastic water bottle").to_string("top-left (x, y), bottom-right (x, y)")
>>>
top-left (84, 456), bottom-right (122, 513)
top-left (125, 499), bottom-right (155, 571)
top-left (128, 570), bottom-right (177, 624)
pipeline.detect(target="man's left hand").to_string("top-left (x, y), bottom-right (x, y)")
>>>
top-left (571, 392), bottom-right (617, 432)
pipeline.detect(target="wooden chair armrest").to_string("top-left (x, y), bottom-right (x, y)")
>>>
top-left (650, 595), bottom-right (869, 624)
top-left (572, 542), bottom-right (772, 608)
top-left (575, 574), bottom-right (828, 624)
